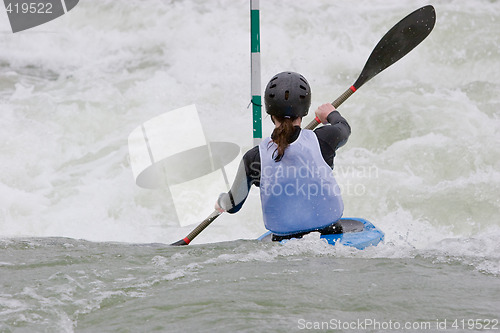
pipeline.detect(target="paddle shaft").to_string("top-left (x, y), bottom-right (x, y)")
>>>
top-left (305, 86), bottom-right (356, 130)
top-left (170, 210), bottom-right (221, 246)
top-left (305, 5), bottom-right (436, 130)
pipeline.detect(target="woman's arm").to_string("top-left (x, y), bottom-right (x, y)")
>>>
top-left (313, 104), bottom-right (351, 167)
top-left (215, 146), bottom-right (260, 214)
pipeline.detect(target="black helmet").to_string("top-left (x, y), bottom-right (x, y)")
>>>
top-left (264, 72), bottom-right (311, 118)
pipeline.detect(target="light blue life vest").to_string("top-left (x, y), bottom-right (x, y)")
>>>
top-left (258, 129), bottom-right (343, 235)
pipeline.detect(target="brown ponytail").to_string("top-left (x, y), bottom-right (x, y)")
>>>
top-left (269, 116), bottom-right (297, 162)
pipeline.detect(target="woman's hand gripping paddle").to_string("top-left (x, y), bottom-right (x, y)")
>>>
top-left (305, 5), bottom-right (436, 130)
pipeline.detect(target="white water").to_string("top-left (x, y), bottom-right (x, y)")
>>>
top-left (1, 0), bottom-right (499, 275)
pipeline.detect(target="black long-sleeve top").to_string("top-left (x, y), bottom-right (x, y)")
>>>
top-left (219, 110), bottom-right (351, 213)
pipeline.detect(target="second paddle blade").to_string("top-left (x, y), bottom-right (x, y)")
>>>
top-left (354, 5), bottom-right (436, 89)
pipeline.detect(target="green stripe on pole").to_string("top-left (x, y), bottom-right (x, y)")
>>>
top-left (251, 0), bottom-right (261, 145)
top-left (252, 95), bottom-right (262, 139)
top-left (250, 10), bottom-right (260, 53)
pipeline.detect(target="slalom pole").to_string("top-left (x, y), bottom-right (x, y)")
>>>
top-left (250, 0), bottom-right (262, 146)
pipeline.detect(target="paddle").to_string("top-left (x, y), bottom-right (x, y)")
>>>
top-left (170, 210), bottom-right (222, 246)
top-left (171, 5), bottom-right (436, 246)
top-left (305, 5), bottom-right (436, 130)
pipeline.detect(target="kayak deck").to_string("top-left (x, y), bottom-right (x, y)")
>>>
top-left (257, 218), bottom-right (384, 250)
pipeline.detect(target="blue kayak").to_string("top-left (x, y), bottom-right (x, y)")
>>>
top-left (257, 218), bottom-right (384, 250)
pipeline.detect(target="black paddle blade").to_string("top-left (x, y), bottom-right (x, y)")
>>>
top-left (353, 5), bottom-right (436, 89)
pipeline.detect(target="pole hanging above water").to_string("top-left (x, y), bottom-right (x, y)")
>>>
top-left (250, 0), bottom-right (262, 146)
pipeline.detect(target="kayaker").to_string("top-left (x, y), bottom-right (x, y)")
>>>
top-left (215, 71), bottom-right (351, 240)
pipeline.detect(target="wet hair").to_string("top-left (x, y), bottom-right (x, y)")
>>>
top-left (269, 116), bottom-right (298, 162)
